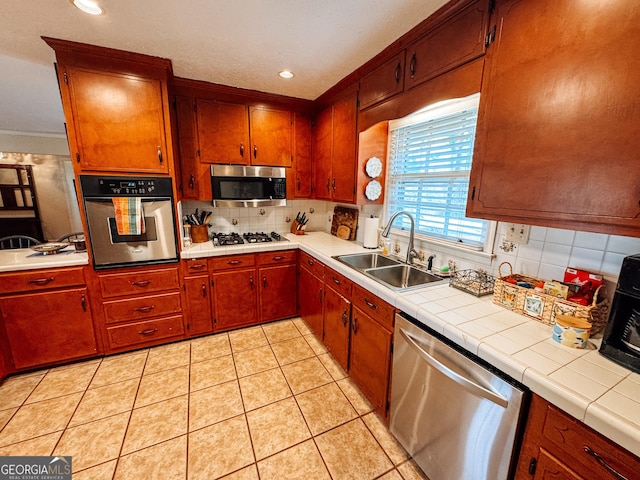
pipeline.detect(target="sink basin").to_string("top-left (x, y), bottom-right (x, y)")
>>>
top-left (364, 264), bottom-right (446, 291)
top-left (334, 252), bottom-right (401, 270)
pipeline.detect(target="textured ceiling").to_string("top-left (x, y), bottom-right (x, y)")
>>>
top-left (0, 0), bottom-right (448, 136)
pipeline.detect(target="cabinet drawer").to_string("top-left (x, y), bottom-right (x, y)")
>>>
top-left (352, 284), bottom-right (395, 331)
top-left (542, 403), bottom-right (640, 479)
top-left (325, 267), bottom-right (352, 299)
top-left (181, 258), bottom-right (209, 276)
top-left (99, 267), bottom-right (180, 298)
top-left (299, 251), bottom-right (324, 279)
top-left (0, 267), bottom-right (85, 294)
top-left (103, 292), bottom-right (182, 324)
top-left (106, 315), bottom-right (184, 350)
top-left (257, 250), bottom-right (296, 266)
top-left (209, 254), bottom-right (255, 271)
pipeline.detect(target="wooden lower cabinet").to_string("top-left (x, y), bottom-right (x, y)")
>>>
top-left (95, 264), bottom-right (184, 353)
top-left (212, 268), bottom-right (258, 331)
top-left (259, 263), bottom-right (297, 322)
top-left (182, 275), bottom-right (212, 336)
top-left (516, 394), bottom-right (640, 480)
top-left (297, 252), bottom-right (325, 338)
top-left (323, 285), bottom-right (351, 371)
top-left (1, 287), bottom-right (97, 369)
top-left (349, 305), bottom-right (393, 416)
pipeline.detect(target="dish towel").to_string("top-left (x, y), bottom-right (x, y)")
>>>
top-left (112, 197), bottom-right (146, 235)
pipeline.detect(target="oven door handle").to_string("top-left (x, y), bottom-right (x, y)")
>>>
top-left (399, 328), bottom-right (508, 408)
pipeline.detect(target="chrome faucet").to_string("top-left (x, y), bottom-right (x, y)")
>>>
top-left (381, 210), bottom-right (419, 264)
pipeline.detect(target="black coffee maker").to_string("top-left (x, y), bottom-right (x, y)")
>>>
top-left (600, 254), bottom-right (640, 374)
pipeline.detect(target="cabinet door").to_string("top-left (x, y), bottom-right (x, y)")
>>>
top-left (532, 449), bottom-right (581, 480)
top-left (288, 114), bottom-right (313, 198)
top-left (313, 106), bottom-right (333, 200)
top-left (331, 95), bottom-right (358, 203)
top-left (249, 106), bottom-right (293, 167)
top-left (64, 66), bottom-right (169, 173)
top-left (183, 275), bottom-right (213, 336)
top-left (175, 96), bottom-right (200, 199)
top-left (1, 288), bottom-right (97, 369)
top-left (197, 100), bottom-right (249, 165)
top-left (405, 0), bottom-right (489, 90)
top-left (259, 263), bottom-right (297, 322)
top-left (359, 52), bottom-right (405, 110)
top-left (297, 266), bottom-right (324, 338)
top-left (323, 286), bottom-right (351, 371)
top-left (349, 306), bottom-right (392, 412)
top-left (212, 268), bottom-right (258, 331)
top-left (467, 0), bottom-right (640, 235)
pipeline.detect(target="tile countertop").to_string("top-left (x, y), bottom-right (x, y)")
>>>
top-left (0, 246), bottom-right (89, 272)
top-left (281, 232), bottom-right (640, 459)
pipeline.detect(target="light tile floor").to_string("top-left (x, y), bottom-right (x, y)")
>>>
top-left (0, 317), bottom-right (428, 480)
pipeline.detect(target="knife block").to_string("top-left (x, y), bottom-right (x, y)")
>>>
top-left (291, 220), bottom-right (305, 235)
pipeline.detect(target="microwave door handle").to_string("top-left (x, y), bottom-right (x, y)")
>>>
top-left (398, 328), bottom-right (509, 408)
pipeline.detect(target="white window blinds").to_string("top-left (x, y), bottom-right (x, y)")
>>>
top-left (386, 94), bottom-right (489, 248)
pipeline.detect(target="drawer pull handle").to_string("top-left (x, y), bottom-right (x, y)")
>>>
top-left (584, 446), bottom-right (628, 480)
top-left (81, 294), bottom-right (87, 312)
top-left (139, 328), bottom-right (158, 336)
top-left (228, 260), bottom-right (242, 265)
top-left (157, 146), bottom-right (163, 165)
top-left (409, 52), bottom-right (416, 79)
top-left (317, 288), bottom-right (323, 303)
top-left (189, 264), bottom-right (206, 270)
top-left (364, 298), bottom-right (379, 310)
top-left (352, 317), bottom-right (358, 334)
top-left (263, 275), bottom-right (267, 288)
top-left (342, 309), bottom-right (348, 326)
top-left (29, 277), bottom-right (54, 285)
top-left (188, 174), bottom-right (195, 190)
top-left (272, 256), bottom-right (285, 261)
top-left (135, 306), bottom-right (155, 313)
top-left (394, 61), bottom-right (401, 84)
top-left (332, 276), bottom-right (341, 285)
top-left (131, 280), bottom-right (151, 287)
top-left (249, 275), bottom-right (254, 290)
top-left (201, 282), bottom-right (207, 297)
top-left (240, 143), bottom-right (245, 158)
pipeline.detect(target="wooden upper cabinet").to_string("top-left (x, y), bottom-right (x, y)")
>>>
top-left (313, 106), bottom-right (334, 200)
top-left (405, 0), bottom-right (489, 90)
top-left (359, 51), bottom-right (406, 111)
top-left (314, 94), bottom-right (358, 203)
top-left (467, 0), bottom-right (640, 236)
top-left (174, 96), bottom-right (200, 199)
top-left (197, 99), bottom-right (250, 165)
top-left (63, 66), bottom-right (170, 174)
top-left (249, 106), bottom-right (293, 167)
top-left (44, 38), bottom-right (173, 175)
top-left (288, 114), bottom-right (313, 198)
top-left (332, 94), bottom-right (358, 203)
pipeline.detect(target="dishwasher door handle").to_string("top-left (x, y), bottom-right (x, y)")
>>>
top-left (399, 328), bottom-right (509, 408)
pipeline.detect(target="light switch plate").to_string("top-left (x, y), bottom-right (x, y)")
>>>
top-left (504, 223), bottom-right (531, 243)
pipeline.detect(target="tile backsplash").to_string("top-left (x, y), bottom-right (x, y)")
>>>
top-left (181, 199), bottom-right (640, 299)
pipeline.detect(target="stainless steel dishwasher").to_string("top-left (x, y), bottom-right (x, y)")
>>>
top-left (390, 313), bottom-right (528, 480)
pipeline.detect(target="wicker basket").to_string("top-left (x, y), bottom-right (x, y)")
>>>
top-left (450, 269), bottom-right (495, 297)
top-left (492, 262), bottom-right (610, 334)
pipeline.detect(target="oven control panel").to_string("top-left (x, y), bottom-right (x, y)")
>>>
top-left (99, 179), bottom-right (157, 195)
top-left (80, 175), bottom-right (174, 198)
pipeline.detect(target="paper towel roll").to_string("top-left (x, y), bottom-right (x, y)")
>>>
top-left (363, 217), bottom-right (380, 249)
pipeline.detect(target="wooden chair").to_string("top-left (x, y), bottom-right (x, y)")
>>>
top-left (0, 235), bottom-right (42, 249)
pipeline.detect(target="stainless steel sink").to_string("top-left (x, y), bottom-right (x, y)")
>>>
top-left (334, 252), bottom-right (402, 270)
top-left (333, 253), bottom-right (446, 291)
top-left (364, 264), bottom-right (446, 291)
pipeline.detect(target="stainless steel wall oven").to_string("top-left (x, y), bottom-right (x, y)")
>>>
top-left (79, 175), bottom-right (179, 269)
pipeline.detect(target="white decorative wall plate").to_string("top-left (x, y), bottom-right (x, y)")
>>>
top-left (365, 180), bottom-right (382, 200)
top-left (365, 157), bottom-right (382, 178)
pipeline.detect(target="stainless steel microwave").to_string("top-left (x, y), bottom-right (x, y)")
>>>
top-left (210, 165), bottom-right (286, 207)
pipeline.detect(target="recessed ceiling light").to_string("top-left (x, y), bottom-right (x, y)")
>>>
top-left (71, 0), bottom-right (104, 15)
top-left (278, 70), bottom-right (294, 79)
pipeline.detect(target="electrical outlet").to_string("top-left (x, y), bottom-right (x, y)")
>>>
top-left (504, 223), bottom-right (531, 244)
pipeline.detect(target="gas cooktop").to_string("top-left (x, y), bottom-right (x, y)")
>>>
top-left (212, 231), bottom-right (286, 246)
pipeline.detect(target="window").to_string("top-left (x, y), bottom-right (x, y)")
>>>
top-left (385, 93), bottom-right (492, 251)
